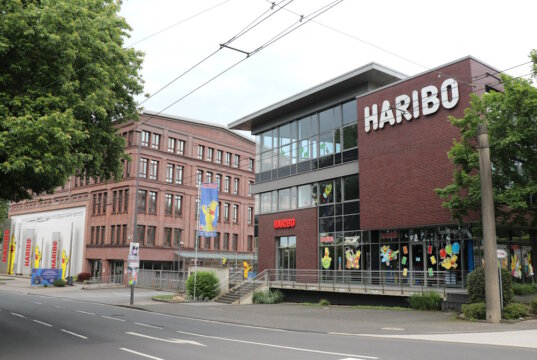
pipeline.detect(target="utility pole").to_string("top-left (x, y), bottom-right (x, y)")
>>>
top-left (478, 123), bottom-right (501, 323)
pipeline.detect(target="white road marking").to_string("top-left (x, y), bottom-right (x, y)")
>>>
top-left (10, 312), bottom-right (25, 318)
top-left (126, 332), bottom-right (205, 346)
top-left (76, 310), bottom-right (96, 315)
top-left (34, 301), bottom-right (42, 305)
top-left (381, 327), bottom-right (405, 331)
top-left (33, 320), bottom-right (53, 327)
top-left (135, 322), bottom-right (162, 330)
top-left (120, 348), bottom-right (164, 360)
top-left (61, 329), bottom-right (88, 339)
top-left (176, 330), bottom-right (378, 358)
top-left (102, 315), bottom-right (125, 322)
top-left (55, 305), bottom-right (63, 309)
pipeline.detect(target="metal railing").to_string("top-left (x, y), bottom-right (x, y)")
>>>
top-left (84, 274), bottom-right (127, 289)
top-left (265, 269), bottom-right (447, 297)
top-left (136, 270), bottom-right (188, 292)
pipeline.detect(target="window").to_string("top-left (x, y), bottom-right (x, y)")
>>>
top-left (165, 194), bottom-right (173, 216)
top-left (175, 165), bottom-right (183, 185)
top-left (232, 234), bottom-right (238, 251)
top-left (124, 189), bottom-right (129, 212)
top-left (122, 224), bottom-right (127, 245)
top-left (225, 152), bottom-right (231, 166)
top-left (125, 160), bottom-right (131, 177)
top-left (206, 148), bottom-right (213, 162)
top-left (118, 190), bottom-right (124, 213)
top-left (116, 224), bottom-right (121, 245)
top-left (128, 131), bottom-right (133, 146)
top-left (97, 193), bottom-right (102, 214)
top-left (233, 154), bottom-right (240, 168)
top-left (110, 225), bottom-right (115, 244)
top-left (149, 160), bottom-right (158, 180)
top-left (216, 174), bottom-right (221, 191)
top-left (147, 226), bottom-right (156, 246)
top-left (247, 235), bottom-right (253, 251)
top-left (233, 178), bottom-right (239, 195)
top-left (177, 140), bottom-right (185, 155)
top-left (138, 190), bottom-right (147, 213)
top-left (213, 233), bottom-right (220, 250)
top-left (164, 228), bottom-right (172, 247)
top-left (148, 191), bottom-right (157, 214)
top-left (101, 226), bottom-right (105, 245)
top-left (298, 184), bottom-right (312, 208)
top-left (249, 158), bottom-right (254, 171)
top-left (216, 150), bottom-right (222, 164)
top-left (232, 204), bottom-right (238, 223)
top-left (167, 137), bottom-right (176, 153)
top-left (173, 228), bottom-right (182, 247)
top-left (195, 198), bottom-right (200, 220)
top-left (95, 226), bottom-right (100, 245)
top-left (206, 172), bottom-right (213, 183)
top-left (112, 191), bottom-right (117, 213)
top-left (151, 133), bottom-right (161, 149)
top-left (166, 164), bottom-right (174, 183)
top-left (196, 170), bottom-right (203, 187)
top-left (223, 203), bottom-right (229, 222)
top-left (139, 158), bottom-right (148, 178)
top-left (224, 176), bottom-right (230, 193)
top-left (91, 227), bottom-right (95, 244)
top-left (248, 207), bottom-right (253, 225)
top-left (102, 192), bottom-right (107, 215)
top-left (223, 233), bottom-right (229, 250)
top-left (197, 145), bottom-right (204, 159)
top-left (248, 181), bottom-right (253, 197)
top-left (217, 202), bottom-right (221, 222)
top-left (92, 194), bottom-right (97, 215)
top-left (174, 195), bottom-right (182, 216)
top-left (204, 237), bottom-right (211, 250)
top-left (141, 131), bottom-right (150, 146)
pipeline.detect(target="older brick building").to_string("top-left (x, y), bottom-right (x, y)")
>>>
top-left (7, 112), bottom-right (256, 278)
top-left (230, 57), bottom-right (536, 288)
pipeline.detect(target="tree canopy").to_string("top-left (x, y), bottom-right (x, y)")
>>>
top-left (436, 50), bottom-right (537, 228)
top-left (0, 0), bottom-right (144, 202)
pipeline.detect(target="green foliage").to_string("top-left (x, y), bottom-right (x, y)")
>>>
top-left (502, 303), bottom-right (528, 320)
top-left (436, 50), bottom-right (537, 227)
top-left (319, 298), bottom-right (331, 306)
top-left (186, 272), bottom-right (218, 300)
top-left (461, 302), bottom-right (486, 320)
top-left (0, 0), bottom-right (144, 202)
top-left (0, 200), bottom-right (8, 221)
top-left (467, 267), bottom-right (513, 306)
top-left (53, 279), bottom-right (66, 287)
top-left (512, 283), bottom-right (537, 295)
top-left (530, 298), bottom-right (537, 315)
top-left (252, 289), bottom-right (284, 304)
top-left (76, 272), bottom-right (91, 282)
top-left (409, 291), bottom-right (443, 311)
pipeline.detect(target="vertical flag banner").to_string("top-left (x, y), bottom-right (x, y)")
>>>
top-left (199, 183), bottom-right (218, 237)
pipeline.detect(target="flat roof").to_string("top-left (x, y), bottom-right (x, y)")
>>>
top-left (228, 62), bottom-right (407, 131)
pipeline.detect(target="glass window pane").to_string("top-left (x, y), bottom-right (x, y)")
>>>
top-left (344, 175), bottom-right (359, 201)
top-left (343, 124), bottom-right (357, 149)
top-left (279, 123), bottom-right (291, 147)
top-left (319, 108), bottom-right (334, 132)
top-left (261, 192), bottom-right (271, 213)
top-left (261, 151), bottom-right (272, 172)
top-left (262, 130), bottom-right (273, 151)
top-left (320, 180), bottom-right (334, 204)
top-left (279, 188), bottom-right (291, 211)
top-left (319, 132), bottom-right (334, 156)
top-left (279, 145), bottom-right (291, 167)
top-left (298, 116), bottom-right (311, 140)
top-left (342, 99), bottom-right (357, 125)
top-left (299, 139), bottom-right (310, 161)
top-left (298, 184), bottom-right (312, 208)
top-left (290, 187), bottom-right (297, 210)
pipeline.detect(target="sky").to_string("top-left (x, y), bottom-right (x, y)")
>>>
top-left (119, 0), bottom-right (536, 136)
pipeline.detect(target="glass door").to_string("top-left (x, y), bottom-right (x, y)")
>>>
top-left (411, 243), bottom-right (424, 285)
top-left (277, 236), bottom-right (296, 281)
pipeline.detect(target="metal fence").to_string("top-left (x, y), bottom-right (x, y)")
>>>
top-left (136, 270), bottom-right (188, 292)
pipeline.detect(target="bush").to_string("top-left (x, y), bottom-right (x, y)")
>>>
top-left (531, 298), bottom-right (537, 315)
top-left (76, 272), bottom-right (91, 282)
top-left (409, 291), bottom-right (443, 311)
top-left (252, 289), bottom-right (284, 304)
top-left (502, 303), bottom-right (528, 320)
top-left (186, 272), bottom-right (218, 300)
top-left (466, 267), bottom-right (512, 306)
top-left (512, 283), bottom-right (537, 296)
top-left (319, 299), bottom-right (330, 306)
top-left (54, 279), bottom-right (66, 287)
top-left (461, 302), bottom-right (486, 320)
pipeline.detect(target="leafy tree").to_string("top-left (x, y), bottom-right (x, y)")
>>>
top-left (0, 0), bottom-right (144, 202)
top-left (0, 199), bottom-right (8, 221)
top-left (436, 50), bottom-right (537, 228)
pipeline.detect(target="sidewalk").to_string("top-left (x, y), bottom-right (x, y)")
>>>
top-left (2, 275), bottom-right (537, 348)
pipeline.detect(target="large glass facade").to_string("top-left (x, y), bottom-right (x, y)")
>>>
top-left (255, 99), bottom-right (358, 183)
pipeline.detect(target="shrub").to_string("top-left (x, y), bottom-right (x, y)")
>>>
top-left (54, 279), bottom-right (66, 287)
top-left (186, 272), bottom-right (218, 300)
top-left (512, 283), bottom-right (537, 296)
top-left (409, 291), bottom-right (443, 311)
top-left (76, 272), bottom-right (91, 282)
top-left (531, 298), bottom-right (537, 315)
top-left (319, 299), bottom-right (330, 306)
top-left (502, 303), bottom-right (528, 320)
top-left (466, 267), bottom-right (512, 306)
top-left (252, 289), bottom-right (284, 304)
top-left (461, 302), bottom-right (486, 320)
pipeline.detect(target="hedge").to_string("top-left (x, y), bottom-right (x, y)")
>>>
top-left (466, 267), bottom-right (512, 306)
top-left (186, 272), bottom-right (219, 300)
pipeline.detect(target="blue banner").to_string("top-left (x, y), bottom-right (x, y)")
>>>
top-left (199, 183), bottom-right (219, 237)
top-left (31, 268), bottom-right (62, 286)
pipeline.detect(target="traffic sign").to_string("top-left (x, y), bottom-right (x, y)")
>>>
top-left (496, 249), bottom-right (507, 259)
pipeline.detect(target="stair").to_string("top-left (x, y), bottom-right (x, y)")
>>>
top-left (214, 281), bottom-right (255, 304)
top-left (442, 292), bottom-right (469, 312)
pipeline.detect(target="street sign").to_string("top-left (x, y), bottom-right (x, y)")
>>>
top-left (496, 249), bottom-right (507, 259)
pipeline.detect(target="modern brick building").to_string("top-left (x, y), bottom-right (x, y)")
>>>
top-left (230, 57), bottom-right (536, 288)
top-left (6, 112), bottom-right (256, 278)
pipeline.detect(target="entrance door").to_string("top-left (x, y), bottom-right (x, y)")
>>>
top-left (411, 243), bottom-right (424, 285)
top-left (111, 261), bottom-right (124, 284)
top-left (277, 236), bottom-right (296, 280)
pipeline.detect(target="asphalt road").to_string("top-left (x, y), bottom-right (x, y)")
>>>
top-left (1, 291), bottom-right (537, 360)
